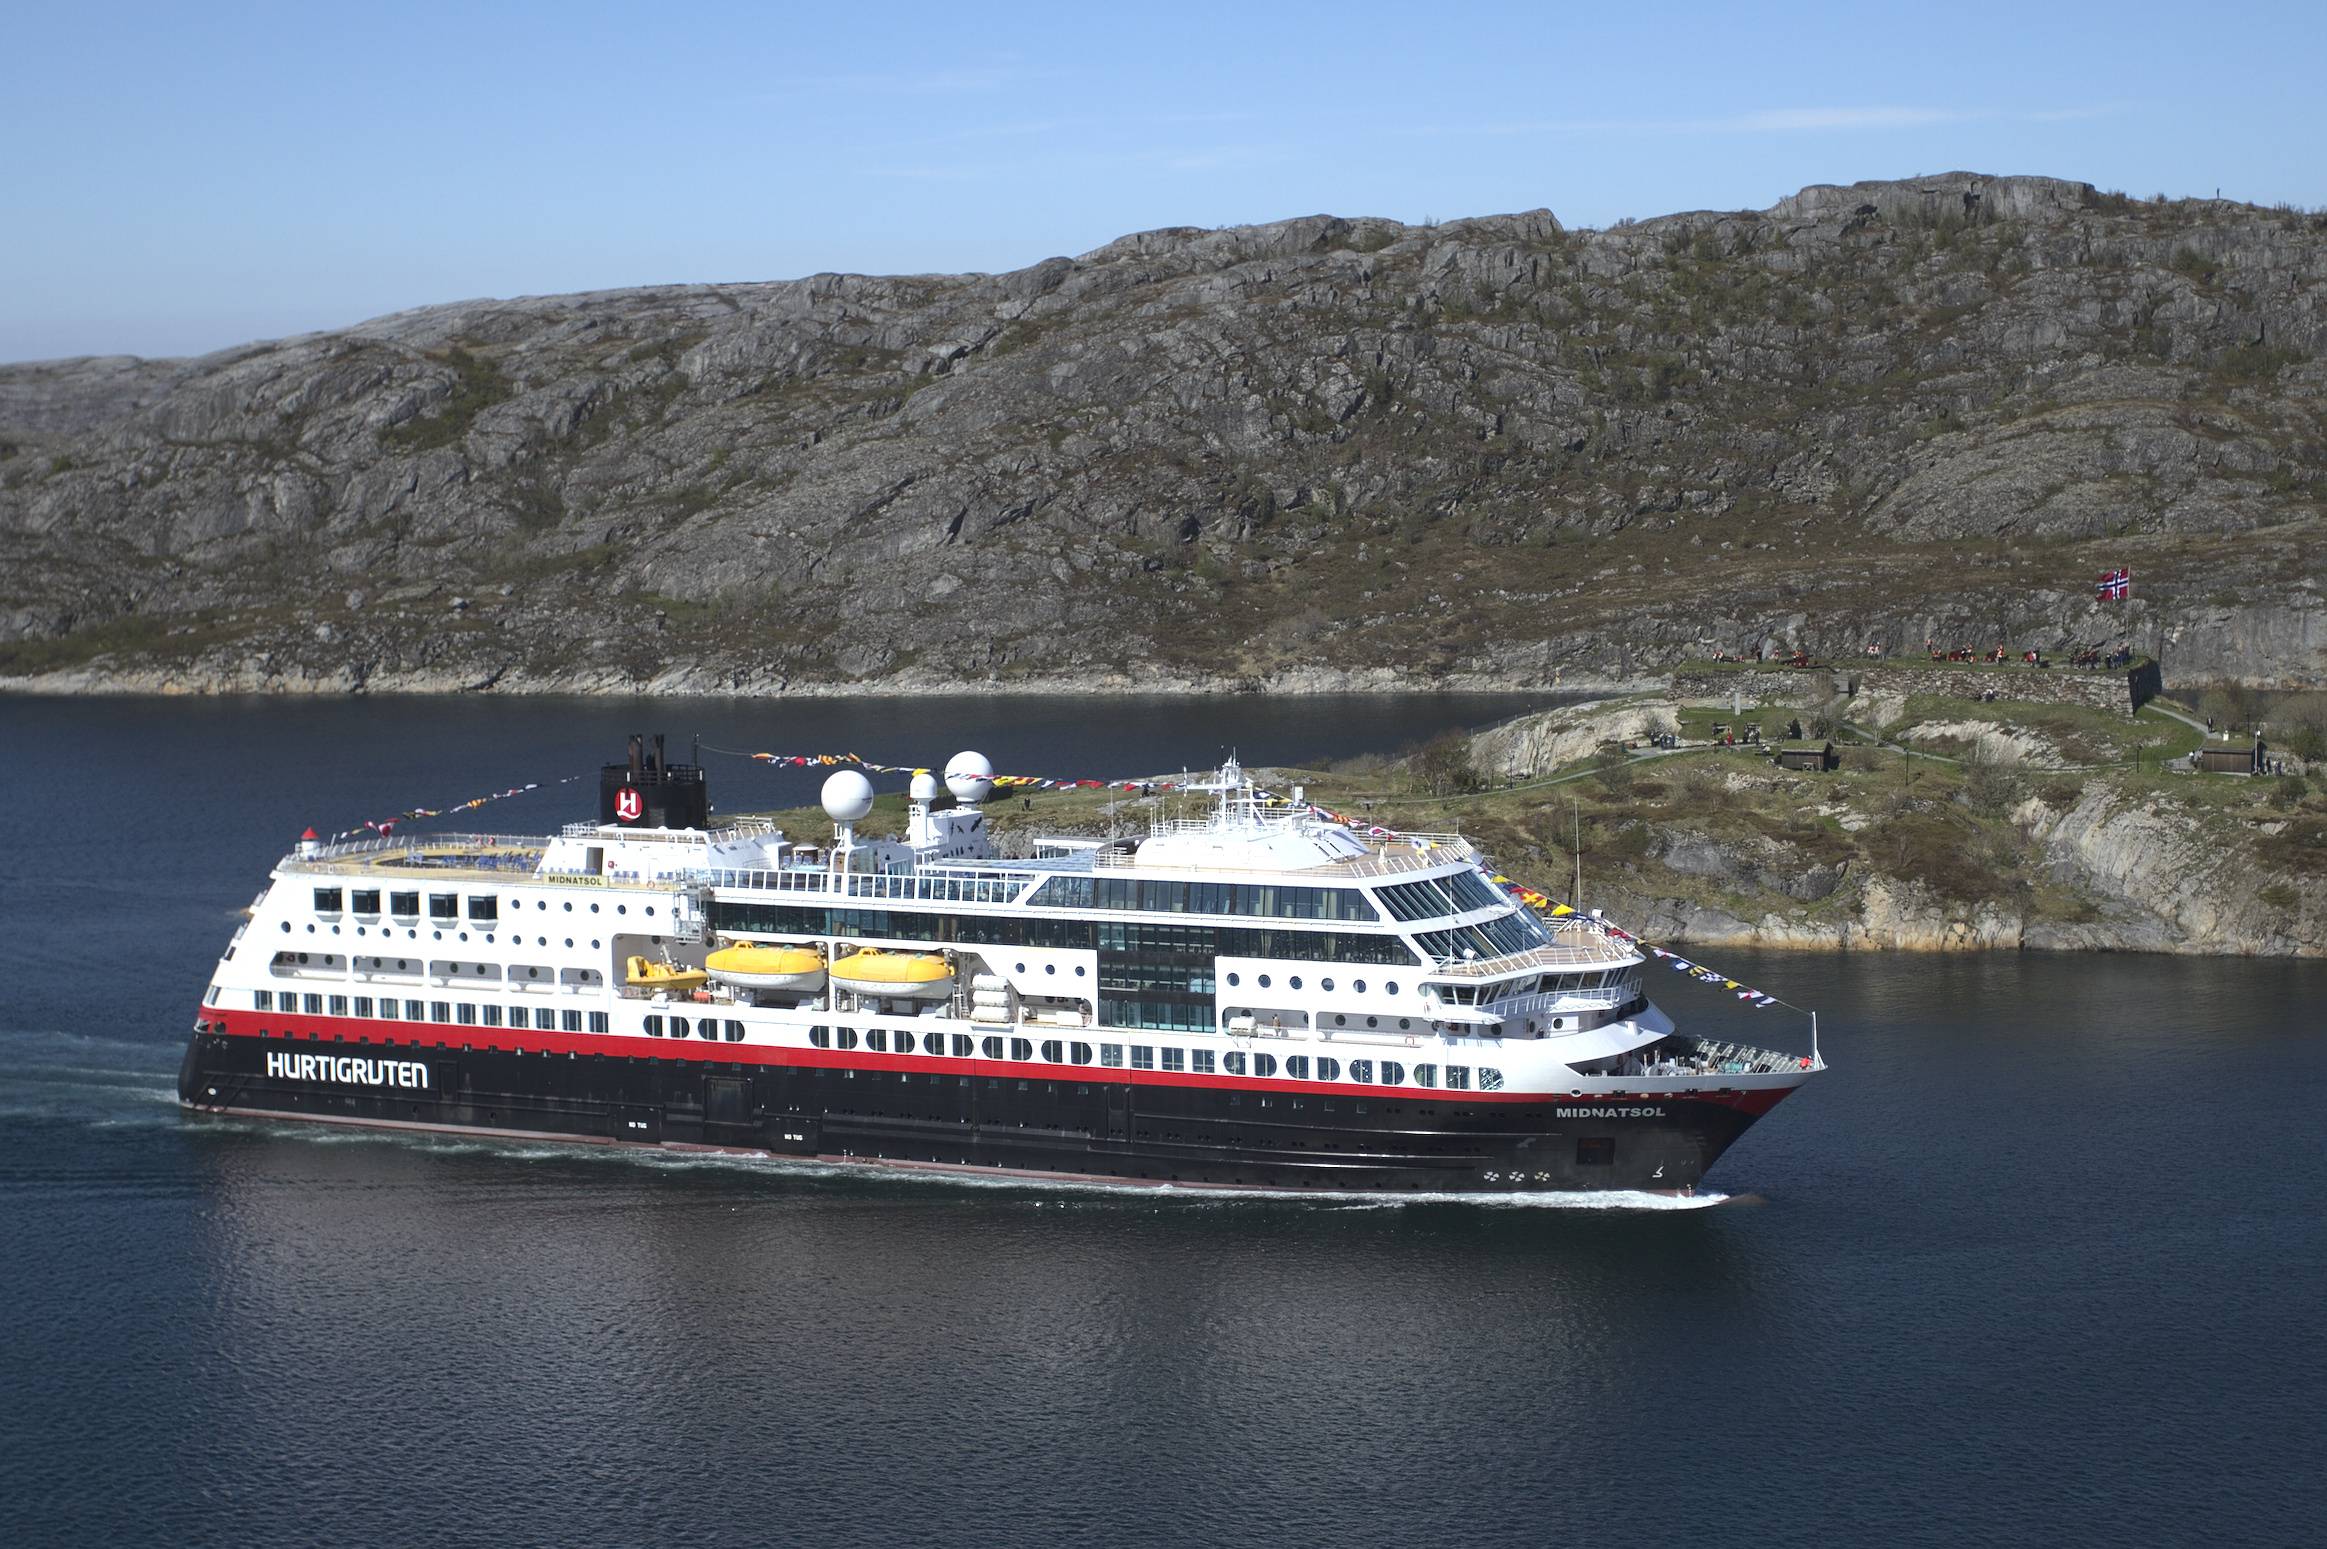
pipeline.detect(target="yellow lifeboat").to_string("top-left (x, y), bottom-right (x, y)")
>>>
top-left (705, 942), bottom-right (827, 992)
top-left (830, 948), bottom-right (954, 1001)
top-left (624, 954), bottom-right (709, 994)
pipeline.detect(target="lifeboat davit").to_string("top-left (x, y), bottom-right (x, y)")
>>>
top-left (624, 954), bottom-right (709, 994)
top-left (830, 948), bottom-right (954, 1000)
top-left (705, 942), bottom-right (827, 991)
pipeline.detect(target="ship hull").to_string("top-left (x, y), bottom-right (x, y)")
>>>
top-left (177, 1025), bottom-right (1797, 1194)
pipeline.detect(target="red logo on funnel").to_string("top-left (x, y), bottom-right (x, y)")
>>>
top-left (614, 786), bottom-right (644, 823)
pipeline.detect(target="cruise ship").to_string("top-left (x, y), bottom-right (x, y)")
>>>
top-left (178, 736), bottom-right (1822, 1192)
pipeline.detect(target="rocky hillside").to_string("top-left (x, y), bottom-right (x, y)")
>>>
top-left (3, 172), bottom-right (2324, 695)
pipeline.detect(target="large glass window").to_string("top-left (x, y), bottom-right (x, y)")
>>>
top-left (467, 896), bottom-right (497, 922)
top-left (1192, 1049), bottom-right (1216, 1074)
top-left (428, 894), bottom-right (458, 921)
top-left (389, 891), bottom-right (420, 917)
top-left (1100, 1044), bottom-right (1125, 1068)
top-left (351, 889), bottom-right (380, 915)
top-left (312, 888), bottom-right (343, 914)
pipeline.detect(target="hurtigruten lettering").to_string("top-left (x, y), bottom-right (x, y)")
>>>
top-left (265, 1051), bottom-right (430, 1088)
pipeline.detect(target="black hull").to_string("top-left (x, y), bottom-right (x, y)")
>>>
top-left (177, 1031), bottom-right (1790, 1193)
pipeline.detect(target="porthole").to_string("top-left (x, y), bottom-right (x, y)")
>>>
top-left (1289, 976), bottom-right (1303, 991)
top-left (646, 907), bottom-right (656, 917)
top-left (1258, 974), bottom-right (1272, 989)
top-left (1354, 979), bottom-right (1367, 993)
top-left (1044, 964), bottom-right (1056, 975)
top-left (1552, 1017), bottom-right (1565, 1030)
top-left (590, 903), bottom-right (600, 913)
top-left (279, 922), bottom-right (289, 933)
top-left (1226, 972), bottom-right (1240, 987)
top-left (458, 931), bottom-right (468, 942)
top-left (1015, 962), bottom-right (1027, 973)
top-left (1366, 1016), bottom-right (1379, 1028)
top-left (1333, 1014), bottom-right (1346, 1027)
top-left (1386, 981), bottom-right (1400, 995)
top-left (432, 931), bottom-right (442, 941)
top-left (1398, 1018), bottom-right (1411, 1031)
top-left (1075, 965), bottom-right (1086, 976)
top-left (1321, 978), bottom-right (1335, 992)
top-left (617, 905), bottom-right (626, 915)
top-left (564, 938), bottom-right (573, 948)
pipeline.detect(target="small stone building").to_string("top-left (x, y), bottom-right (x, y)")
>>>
top-left (1775, 742), bottom-right (1840, 772)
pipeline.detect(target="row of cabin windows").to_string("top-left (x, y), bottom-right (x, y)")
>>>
top-left (1029, 876), bottom-right (1381, 922)
top-left (251, 988), bottom-right (606, 1034)
top-left (314, 888), bottom-right (650, 923)
top-left (786, 1025), bottom-right (1504, 1091)
top-left (641, 1015), bottom-right (747, 1043)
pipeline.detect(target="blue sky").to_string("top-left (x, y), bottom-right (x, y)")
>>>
top-left (4, 0), bottom-right (2319, 361)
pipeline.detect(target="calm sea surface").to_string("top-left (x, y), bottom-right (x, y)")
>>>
top-left (2, 694), bottom-right (2323, 1548)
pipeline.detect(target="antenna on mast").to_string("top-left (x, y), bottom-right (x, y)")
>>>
top-left (1572, 797), bottom-right (1583, 910)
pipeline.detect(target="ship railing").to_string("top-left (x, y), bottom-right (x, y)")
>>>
top-left (1426, 936), bottom-right (1638, 977)
top-left (700, 866), bottom-right (1033, 906)
top-left (282, 833), bottom-right (549, 869)
top-left (1625, 1036), bottom-right (1813, 1077)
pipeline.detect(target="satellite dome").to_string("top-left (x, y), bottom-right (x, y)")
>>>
top-left (820, 769), bottom-right (876, 823)
top-left (909, 771), bottom-right (940, 803)
top-left (944, 750), bottom-right (995, 805)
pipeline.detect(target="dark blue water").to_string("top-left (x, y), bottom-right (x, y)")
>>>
top-left (3, 696), bottom-right (2323, 1548)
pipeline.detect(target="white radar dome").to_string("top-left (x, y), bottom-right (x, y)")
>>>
top-left (944, 750), bottom-right (995, 805)
top-left (820, 769), bottom-right (876, 823)
top-left (909, 771), bottom-right (940, 803)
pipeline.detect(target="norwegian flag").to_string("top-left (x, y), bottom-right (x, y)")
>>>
top-left (2095, 566), bottom-right (2132, 601)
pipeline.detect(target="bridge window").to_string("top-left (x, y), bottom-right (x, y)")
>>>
top-left (351, 890), bottom-right (380, 914)
top-left (468, 896), bottom-right (497, 922)
top-left (312, 888), bottom-right (342, 914)
top-left (429, 895), bottom-right (458, 921)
